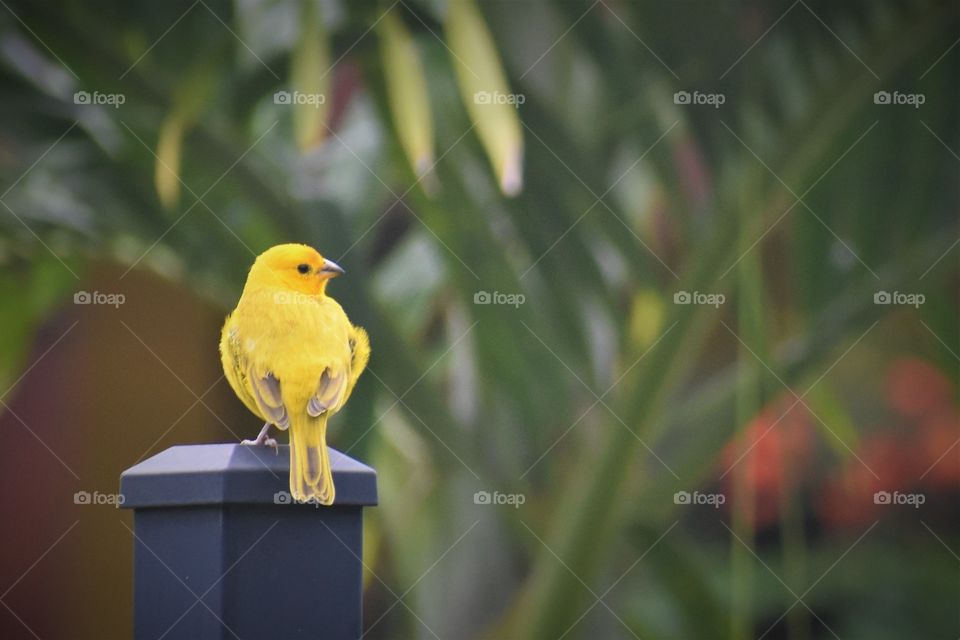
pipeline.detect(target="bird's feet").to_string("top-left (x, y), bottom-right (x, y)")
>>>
top-left (241, 423), bottom-right (279, 452)
top-left (241, 436), bottom-right (278, 447)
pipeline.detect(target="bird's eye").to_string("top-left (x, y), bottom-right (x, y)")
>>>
top-left (297, 263), bottom-right (310, 274)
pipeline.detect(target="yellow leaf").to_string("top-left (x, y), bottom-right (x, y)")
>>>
top-left (629, 289), bottom-right (665, 350)
top-left (154, 114), bottom-right (184, 209)
top-left (290, 0), bottom-right (331, 152)
top-left (153, 56), bottom-right (221, 209)
top-left (445, 0), bottom-right (523, 196)
top-left (378, 11), bottom-right (435, 190)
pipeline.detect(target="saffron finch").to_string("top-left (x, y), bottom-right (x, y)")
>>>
top-left (220, 243), bottom-right (370, 504)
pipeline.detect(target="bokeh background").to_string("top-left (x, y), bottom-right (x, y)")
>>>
top-left (0, 0), bottom-right (957, 638)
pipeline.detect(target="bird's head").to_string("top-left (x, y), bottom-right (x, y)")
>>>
top-left (248, 243), bottom-right (345, 296)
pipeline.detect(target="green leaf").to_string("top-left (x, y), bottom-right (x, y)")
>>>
top-left (805, 383), bottom-right (859, 456)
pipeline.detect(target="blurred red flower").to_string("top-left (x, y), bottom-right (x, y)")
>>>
top-left (886, 357), bottom-right (953, 420)
top-left (818, 358), bottom-right (957, 529)
top-left (817, 434), bottom-right (914, 528)
top-left (720, 397), bottom-right (814, 529)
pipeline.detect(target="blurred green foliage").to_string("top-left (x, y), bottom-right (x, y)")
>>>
top-left (0, 1), bottom-right (957, 639)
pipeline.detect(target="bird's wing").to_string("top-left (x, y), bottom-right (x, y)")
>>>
top-left (346, 326), bottom-right (370, 394)
top-left (222, 320), bottom-right (291, 429)
top-left (307, 369), bottom-right (348, 417)
top-left (220, 321), bottom-right (264, 420)
top-left (305, 323), bottom-right (368, 417)
top-left (249, 370), bottom-right (290, 428)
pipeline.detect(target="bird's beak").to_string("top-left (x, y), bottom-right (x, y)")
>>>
top-left (320, 258), bottom-right (345, 278)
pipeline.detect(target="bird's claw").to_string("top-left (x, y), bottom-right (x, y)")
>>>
top-left (241, 436), bottom-right (278, 448)
top-left (241, 423), bottom-right (278, 452)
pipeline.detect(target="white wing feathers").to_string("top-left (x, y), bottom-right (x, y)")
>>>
top-left (250, 371), bottom-right (290, 428)
top-left (307, 369), bottom-right (347, 417)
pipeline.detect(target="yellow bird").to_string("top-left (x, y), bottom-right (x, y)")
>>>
top-left (220, 244), bottom-right (370, 504)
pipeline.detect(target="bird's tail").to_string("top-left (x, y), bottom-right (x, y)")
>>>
top-left (289, 413), bottom-right (335, 505)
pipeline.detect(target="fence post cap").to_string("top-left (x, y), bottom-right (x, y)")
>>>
top-left (120, 443), bottom-right (377, 509)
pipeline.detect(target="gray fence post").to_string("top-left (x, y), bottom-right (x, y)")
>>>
top-left (120, 443), bottom-right (377, 639)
